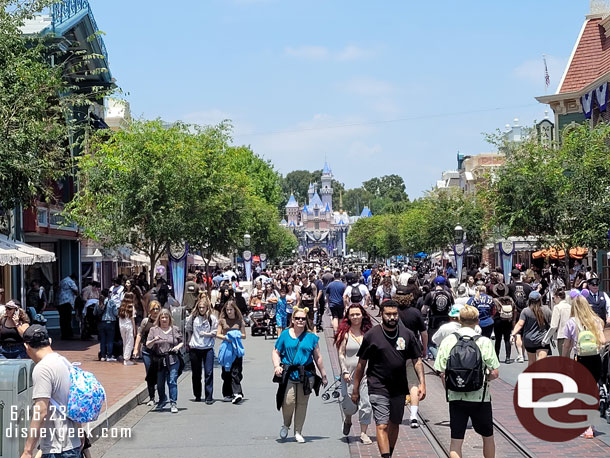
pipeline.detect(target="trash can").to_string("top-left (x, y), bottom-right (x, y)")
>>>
top-left (0, 359), bottom-right (35, 457)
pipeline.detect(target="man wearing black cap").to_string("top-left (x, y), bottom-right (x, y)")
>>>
top-left (507, 268), bottom-right (532, 363)
top-left (21, 325), bottom-right (83, 458)
top-left (586, 277), bottom-right (610, 325)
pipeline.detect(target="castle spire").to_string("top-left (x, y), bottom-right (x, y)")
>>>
top-left (339, 190), bottom-right (343, 212)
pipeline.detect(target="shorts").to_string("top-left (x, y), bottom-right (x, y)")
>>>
top-left (449, 400), bottom-right (494, 439)
top-left (369, 393), bottom-right (405, 425)
top-left (329, 305), bottom-right (345, 320)
top-left (524, 345), bottom-right (551, 354)
top-left (406, 360), bottom-right (419, 389)
top-left (276, 313), bottom-right (287, 328)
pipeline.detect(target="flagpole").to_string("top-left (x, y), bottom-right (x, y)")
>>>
top-left (543, 54), bottom-right (550, 94)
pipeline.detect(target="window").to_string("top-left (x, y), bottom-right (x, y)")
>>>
top-left (314, 222), bottom-right (320, 230)
top-left (37, 208), bottom-right (48, 227)
top-left (314, 209), bottom-right (319, 217)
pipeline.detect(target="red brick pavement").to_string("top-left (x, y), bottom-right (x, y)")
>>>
top-left (51, 338), bottom-right (146, 408)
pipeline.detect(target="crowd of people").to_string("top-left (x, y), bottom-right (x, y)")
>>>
top-left (2, 256), bottom-right (609, 457)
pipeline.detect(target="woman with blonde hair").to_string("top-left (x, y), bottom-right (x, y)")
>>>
top-left (118, 292), bottom-right (137, 366)
top-left (272, 306), bottom-right (328, 443)
top-left (146, 308), bottom-right (183, 413)
top-left (186, 292), bottom-right (218, 404)
top-left (562, 293), bottom-right (606, 438)
top-left (134, 300), bottom-right (162, 406)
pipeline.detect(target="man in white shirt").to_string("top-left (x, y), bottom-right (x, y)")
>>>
top-left (432, 305), bottom-right (482, 347)
top-left (398, 268), bottom-right (412, 287)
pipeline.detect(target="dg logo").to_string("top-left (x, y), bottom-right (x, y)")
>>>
top-left (513, 357), bottom-right (599, 441)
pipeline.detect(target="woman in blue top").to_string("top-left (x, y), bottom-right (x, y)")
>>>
top-left (272, 306), bottom-right (328, 443)
top-left (467, 285), bottom-right (495, 338)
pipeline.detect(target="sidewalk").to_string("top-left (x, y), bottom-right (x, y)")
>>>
top-left (51, 336), bottom-right (147, 408)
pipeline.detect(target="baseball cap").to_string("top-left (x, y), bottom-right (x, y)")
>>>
top-left (511, 269), bottom-right (521, 277)
top-left (22, 325), bottom-right (50, 345)
top-left (434, 276), bottom-right (446, 285)
top-left (529, 291), bottom-right (541, 301)
top-left (448, 305), bottom-right (462, 318)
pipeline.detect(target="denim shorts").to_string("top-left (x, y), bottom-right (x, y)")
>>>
top-left (42, 447), bottom-right (81, 458)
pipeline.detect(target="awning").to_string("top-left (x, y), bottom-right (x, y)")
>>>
top-left (532, 247), bottom-right (588, 260)
top-left (130, 252), bottom-right (150, 265)
top-left (0, 235), bottom-right (56, 266)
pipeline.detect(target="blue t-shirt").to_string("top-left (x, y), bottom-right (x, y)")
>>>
top-left (275, 330), bottom-right (319, 380)
top-left (467, 294), bottom-right (495, 327)
top-left (326, 280), bottom-right (346, 307)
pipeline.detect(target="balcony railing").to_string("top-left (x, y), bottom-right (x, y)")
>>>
top-left (51, 0), bottom-right (108, 63)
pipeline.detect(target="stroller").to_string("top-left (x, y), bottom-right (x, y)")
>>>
top-left (262, 302), bottom-right (277, 340)
top-left (250, 304), bottom-right (267, 336)
top-left (599, 343), bottom-right (610, 422)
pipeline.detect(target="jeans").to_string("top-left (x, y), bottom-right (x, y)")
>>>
top-left (58, 303), bottom-right (74, 339)
top-left (190, 348), bottom-right (214, 401)
top-left (315, 301), bottom-right (325, 329)
top-left (221, 357), bottom-right (243, 397)
top-left (98, 321), bottom-right (115, 358)
top-left (0, 343), bottom-right (28, 359)
top-left (141, 349), bottom-right (156, 400)
top-left (157, 359), bottom-right (180, 405)
top-left (42, 448), bottom-right (81, 458)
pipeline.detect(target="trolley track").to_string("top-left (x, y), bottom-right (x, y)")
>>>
top-left (366, 307), bottom-right (535, 457)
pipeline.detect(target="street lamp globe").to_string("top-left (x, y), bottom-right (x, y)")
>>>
top-left (454, 225), bottom-right (464, 243)
top-left (244, 233), bottom-right (251, 247)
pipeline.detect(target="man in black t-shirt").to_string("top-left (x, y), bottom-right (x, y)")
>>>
top-left (352, 300), bottom-right (426, 458)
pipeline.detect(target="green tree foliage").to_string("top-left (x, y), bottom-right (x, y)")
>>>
top-left (487, 123), bottom-right (610, 264)
top-left (280, 169), bottom-right (344, 211)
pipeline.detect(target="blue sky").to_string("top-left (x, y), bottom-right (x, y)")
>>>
top-left (92, 0), bottom-right (588, 197)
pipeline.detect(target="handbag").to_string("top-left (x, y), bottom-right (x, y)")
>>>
top-left (172, 327), bottom-right (186, 376)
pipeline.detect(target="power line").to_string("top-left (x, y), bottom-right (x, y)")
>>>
top-left (235, 103), bottom-right (541, 138)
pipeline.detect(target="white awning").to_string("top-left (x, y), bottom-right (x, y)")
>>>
top-left (0, 235), bottom-right (56, 266)
top-left (130, 252), bottom-right (150, 265)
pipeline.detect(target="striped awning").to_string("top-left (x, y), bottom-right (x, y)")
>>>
top-left (0, 235), bottom-right (56, 266)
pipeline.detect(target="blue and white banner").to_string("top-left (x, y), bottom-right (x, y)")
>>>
top-left (596, 82), bottom-right (608, 112)
top-left (260, 253), bottom-right (267, 270)
top-left (499, 241), bottom-right (515, 284)
top-left (582, 91), bottom-right (594, 119)
top-left (243, 250), bottom-right (252, 281)
top-left (453, 243), bottom-right (466, 282)
top-left (168, 243), bottom-right (189, 304)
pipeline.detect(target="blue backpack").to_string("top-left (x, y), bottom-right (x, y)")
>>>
top-left (51, 358), bottom-right (106, 423)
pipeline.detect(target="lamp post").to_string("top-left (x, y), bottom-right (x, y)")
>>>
top-left (243, 233), bottom-right (252, 281)
top-left (454, 225), bottom-right (466, 283)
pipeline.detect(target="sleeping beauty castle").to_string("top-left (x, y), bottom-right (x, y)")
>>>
top-left (281, 162), bottom-right (372, 259)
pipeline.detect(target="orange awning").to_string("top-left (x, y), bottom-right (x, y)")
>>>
top-left (532, 247), bottom-right (588, 260)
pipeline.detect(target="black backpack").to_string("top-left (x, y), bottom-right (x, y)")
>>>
top-left (430, 290), bottom-right (450, 315)
top-left (513, 284), bottom-right (528, 311)
top-left (444, 333), bottom-right (486, 401)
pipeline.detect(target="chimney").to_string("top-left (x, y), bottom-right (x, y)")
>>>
top-left (591, 0), bottom-right (610, 16)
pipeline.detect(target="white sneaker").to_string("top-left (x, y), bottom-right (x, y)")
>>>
top-left (295, 432), bottom-right (305, 443)
top-left (279, 425), bottom-right (289, 440)
top-left (223, 396), bottom-right (233, 402)
top-left (107, 356), bottom-right (117, 362)
top-left (170, 403), bottom-right (178, 414)
top-left (146, 400), bottom-right (155, 407)
top-left (232, 394), bottom-right (243, 404)
top-left (100, 357), bottom-right (106, 362)
top-left (123, 360), bottom-right (135, 366)
top-left (516, 356), bottom-right (524, 363)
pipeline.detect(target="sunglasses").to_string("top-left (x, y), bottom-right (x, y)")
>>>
top-left (293, 317), bottom-right (307, 322)
top-left (151, 307), bottom-right (160, 311)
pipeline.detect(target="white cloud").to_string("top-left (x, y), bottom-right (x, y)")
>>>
top-left (513, 55), bottom-right (568, 89)
top-left (348, 141), bottom-right (382, 160)
top-left (342, 76), bottom-right (395, 97)
top-left (284, 45), bottom-right (375, 62)
top-left (284, 46), bottom-right (330, 60)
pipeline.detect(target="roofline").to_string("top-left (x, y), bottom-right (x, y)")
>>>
top-left (536, 71), bottom-right (610, 104)
top-left (557, 18), bottom-right (590, 94)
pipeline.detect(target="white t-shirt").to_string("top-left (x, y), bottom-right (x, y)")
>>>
top-left (344, 284), bottom-right (370, 304)
top-left (398, 272), bottom-right (411, 286)
top-left (432, 321), bottom-right (482, 346)
top-left (32, 353), bottom-right (81, 454)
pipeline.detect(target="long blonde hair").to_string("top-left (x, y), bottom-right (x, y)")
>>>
top-left (571, 296), bottom-right (604, 345)
top-left (190, 292), bottom-right (212, 320)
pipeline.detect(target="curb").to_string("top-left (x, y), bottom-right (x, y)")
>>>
top-left (88, 371), bottom-right (190, 443)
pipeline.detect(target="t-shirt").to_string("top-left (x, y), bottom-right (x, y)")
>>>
top-left (434, 327), bottom-right (499, 402)
top-left (432, 321), bottom-right (482, 346)
top-left (344, 284), bottom-right (369, 304)
top-left (186, 314), bottom-right (218, 349)
top-left (32, 353), bottom-right (81, 454)
top-left (275, 330), bottom-right (320, 380)
top-left (183, 281), bottom-right (200, 310)
top-left (398, 307), bottom-right (426, 340)
top-left (357, 323), bottom-right (421, 397)
top-left (327, 280), bottom-right (346, 307)
top-left (519, 306), bottom-right (552, 348)
top-left (467, 294), bottom-right (495, 328)
top-left (147, 325), bottom-right (183, 355)
top-left (508, 282), bottom-right (532, 311)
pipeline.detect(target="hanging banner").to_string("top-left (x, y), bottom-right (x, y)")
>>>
top-left (260, 253), bottom-right (267, 270)
top-left (596, 82), bottom-right (608, 112)
top-left (168, 242), bottom-right (188, 304)
top-left (454, 243), bottom-right (466, 283)
top-left (243, 250), bottom-right (252, 281)
top-left (499, 241), bottom-right (515, 284)
top-left (582, 91), bottom-right (594, 119)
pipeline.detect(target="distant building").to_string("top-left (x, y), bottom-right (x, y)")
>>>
top-left (281, 162), bottom-right (371, 258)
